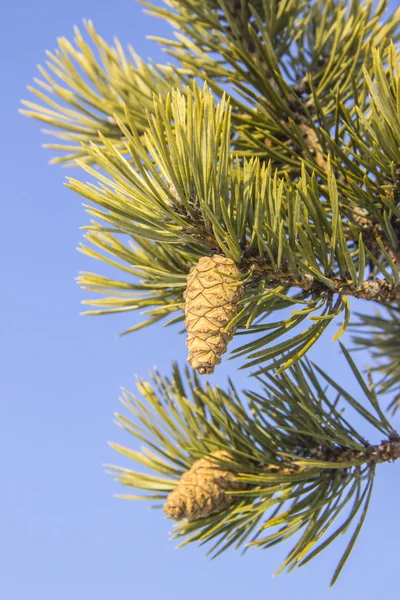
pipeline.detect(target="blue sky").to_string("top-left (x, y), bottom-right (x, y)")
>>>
top-left (2, 1), bottom-right (400, 598)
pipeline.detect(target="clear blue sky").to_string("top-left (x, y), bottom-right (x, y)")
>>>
top-left (2, 1), bottom-right (399, 598)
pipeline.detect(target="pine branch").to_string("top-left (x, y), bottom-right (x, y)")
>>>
top-left (244, 259), bottom-right (400, 301)
top-left (144, 0), bottom-right (400, 171)
top-left (108, 353), bottom-right (398, 584)
top-left (20, 20), bottom-right (184, 165)
top-left (21, 1), bottom-right (400, 586)
top-left (64, 84), bottom-right (400, 373)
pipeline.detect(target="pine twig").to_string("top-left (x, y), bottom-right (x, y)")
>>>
top-left (245, 259), bottom-right (399, 302)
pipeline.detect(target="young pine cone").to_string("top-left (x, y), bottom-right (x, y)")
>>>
top-left (184, 255), bottom-right (244, 375)
top-left (164, 451), bottom-right (245, 521)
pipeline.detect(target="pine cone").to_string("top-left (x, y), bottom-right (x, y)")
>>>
top-left (164, 451), bottom-right (245, 521)
top-left (184, 255), bottom-right (244, 375)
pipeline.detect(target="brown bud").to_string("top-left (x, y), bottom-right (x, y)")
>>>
top-left (184, 255), bottom-right (244, 375)
top-left (164, 451), bottom-right (245, 521)
top-left (297, 122), bottom-right (327, 169)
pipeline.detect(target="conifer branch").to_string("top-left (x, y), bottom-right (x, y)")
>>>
top-left (21, 0), bottom-right (400, 584)
top-left (20, 20), bottom-right (184, 165)
top-left (109, 354), bottom-right (398, 584)
top-left (65, 82), bottom-right (400, 373)
top-left (247, 261), bottom-right (400, 302)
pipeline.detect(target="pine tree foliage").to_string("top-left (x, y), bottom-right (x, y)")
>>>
top-left (109, 351), bottom-right (398, 586)
top-left (49, 81), bottom-right (400, 372)
top-left (20, 20), bottom-right (183, 165)
top-left (352, 306), bottom-right (400, 413)
top-left (22, 0), bottom-right (400, 584)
